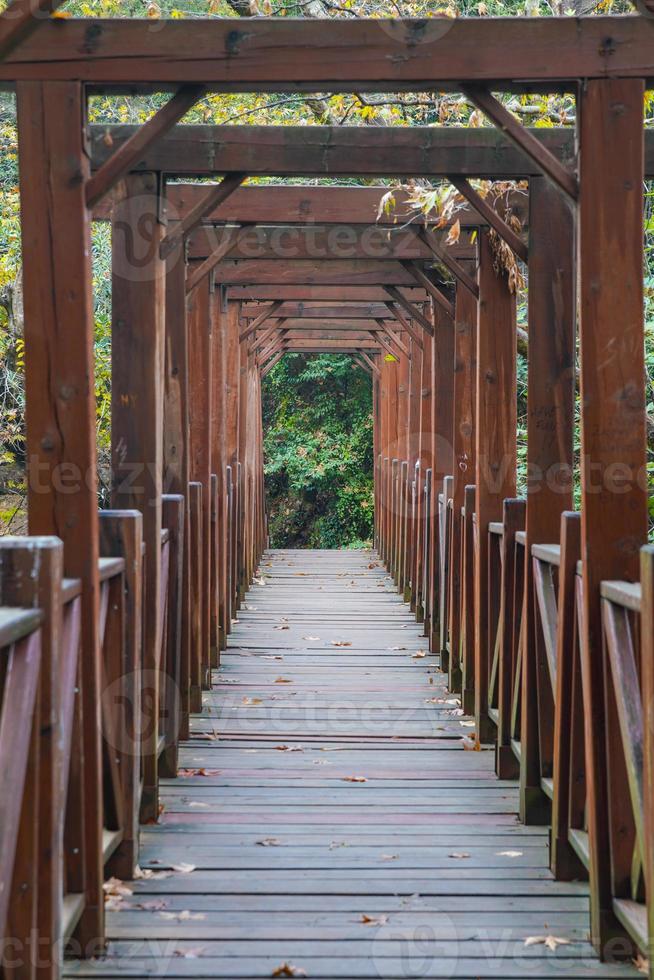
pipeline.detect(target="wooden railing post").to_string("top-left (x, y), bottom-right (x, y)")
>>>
top-left (578, 77), bottom-right (648, 954)
top-left (641, 545), bottom-right (654, 974)
top-left (0, 535), bottom-right (64, 977)
top-left (159, 494), bottom-right (185, 777)
top-left (430, 302), bottom-right (454, 653)
top-left (474, 230), bottom-right (516, 744)
top-left (99, 510), bottom-right (143, 879)
top-left (520, 175), bottom-right (576, 824)
top-left (17, 79), bottom-right (104, 950)
top-left (188, 481), bottom-right (203, 713)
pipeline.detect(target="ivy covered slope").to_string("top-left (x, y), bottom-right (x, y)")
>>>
top-left (262, 355), bottom-right (374, 549)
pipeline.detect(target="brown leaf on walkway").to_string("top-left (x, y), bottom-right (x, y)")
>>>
top-left (391, 645), bottom-right (406, 651)
top-left (275, 744), bottom-right (303, 752)
top-left (359, 913), bottom-right (389, 925)
top-left (272, 963), bottom-right (308, 978)
top-left (303, 635), bottom-right (321, 641)
top-left (462, 734), bottom-right (481, 751)
top-left (497, 850), bottom-right (523, 858)
top-left (160, 910), bottom-right (206, 921)
top-left (412, 650), bottom-right (427, 659)
top-left (380, 853), bottom-right (398, 861)
top-left (170, 862), bottom-right (196, 874)
top-left (343, 775), bottom-right (367, 783)
top-left (257, 837), bottom-right (281, 846)
top-left (634, 955), bottom-right (649, 975)
top-left (178, 768), bottom-right (221, 777)
top-left (275, 677), bottom-right (293, 684)
top-left (274, 624), bottom-right (290, 630)
top-left (524, 936), bottom-right (571, 952)
top-left (449, 852), bottom-right (471, 859)
top-left (264, 655), bottom-right (285, 661)
top-left (241, 697), bottom-right (263, 706)
top-left (331, 640), bottom-right (352, 647)
top-left (173, 946), bottom-right (206, 958)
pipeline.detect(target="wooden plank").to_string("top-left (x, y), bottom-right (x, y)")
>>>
top-left (111, 171), bottom-right (166, 825)
top-left (577, 78), bottom-right (648, 953)
top-left (3, 18), bottom-right (654, 88)
top-left (0, 0), bottom-right (66, 59)
top-left (474, 230), bottom-right (516, 743)
top-left (229, 286), bottom-right (427, 303)
top-left (16, 78), bottom-right (104, 951)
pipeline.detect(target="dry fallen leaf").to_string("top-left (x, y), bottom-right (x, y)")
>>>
top-left (412, 650), bottom-right (426, 659)
top-left (173, 946), bottom-right (206, 959)
top-left (462, 734), bottom-right (481, 751)
top-left (460, 719), bottom-right (476, 727)
top-left (303, 635), bottom-right (321, 641)
top-left (449, 852), bottom-right (471, 859)
top-left (257, 837), bottom-right (281, 847)
top-left (275, 744), bottom-right (303, 752)
top-left (170, 862), bottom-right (196, 874)
top-left (160, 910), bottom-right (206, 921)
top-left (275, 677), bottom-right (293, 684)
top-left (390, 645), bottom-right (406, 651)
top-left (634, 955), bottom-right (649, 975)
top-left (331, 640), bottom-right (352, 647)
top-left (329, 841), bottom-right (349, 849)
top-left (343, 776), bottom-right (367, 783)
top-left (380, 853), bottom-right (398, 861)
top-left (524, 936), bottom-right (571, 952)
top-left (359, 913), bottom-right (389, 925)
top-left (497, 850), bottom-right (523, 858)
top-left (188, 801), bottom-right (210, 808)
top-left (241, 697), bottom-right (263, 706)
top-left (178, 768), bottom-right (221, 778)
top-left (274, 624), bottom-right (290, 631)
top-left (272, 963), bottom-right (307, 978)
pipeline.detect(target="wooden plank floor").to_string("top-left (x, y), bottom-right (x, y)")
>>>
top-left (66, 549), bottom-right (638, 978)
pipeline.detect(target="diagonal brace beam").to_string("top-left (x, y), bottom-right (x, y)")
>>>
top-left (448, 175), bottom-right (528, 263)
top-left (418, 227), bottom-right (479, 299)
top-left (461, 84), bottom-right (579, 201)
top-left (160, 173), bottom-right (247, 259)
top-left (384, 302), bottom-right (423, 351)
top-left (240, 300), bottom-right (284, 342)
top-left (375, 318), bottom-right (409, 358)
top-left (86, 85), bottom-right (206, 209)
top-left (385, 286), bottom-right (434, 337)
top-left (186, 225), bottom-right (244, 294)
top-left (0, 0), bottom-right (66, 59)
top-left (401, 261), bottom-right (455, 319)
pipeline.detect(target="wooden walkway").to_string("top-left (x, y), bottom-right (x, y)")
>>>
top-left (67, 549), bottom-right (637, 978)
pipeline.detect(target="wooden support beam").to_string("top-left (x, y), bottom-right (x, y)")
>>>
top-left (16, 78), bottom-right (104, 950)
top-left (186, 226), bottom-right (244, 294)
top-left (360, 351), bottom-right (380, 377)
top-left (240, 300), bottom-right (284, 342)
top-left (375, 317), bottom-right (409, 358)
top-left (370, 328), bottom-right (402, 362)
top-left (353, 356), bottom-right (372, 376)
top-left (0, 0), bottom-right (66, 59)
top-left (401, 260), bottom-right (455, 319)
top-left (261, 350), bottom-right (284, 378)
top-left (577, 77), bottom-right (648, 954)
top-left (211, 259), bottom-right (425, 287)
top-left (518, 176), bottom-right (575, 818)
top-left (86, 85), bottom-right (205, 209)
top-left (252, 318), bottom-right (288, 354)
top-left (242, 302), bottom-right (392, 320)
top-left (3, 19), bottom-right (653, 89)
top-left (418, 226), bottom-right (479, 298)
top-left (462, 85), bottom-right (579, 201)
top-left (111, 172), bottom-right (166, 826)
top-left (474, 229), bottom-right (516, 744)
top-left (385, 285), bottom-right (434, 336)
top-left (449, 176), bottom-right (529, 263)
top-left (384, 301), bottom-right (424, 351)
top-left (160, 172), bottom-right (247, 259)
top-left (228, 286), bottom-right (427, 303)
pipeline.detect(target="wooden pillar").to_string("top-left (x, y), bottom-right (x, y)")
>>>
top-left (163, 246), bottom-right (191, 737)
top-left (211, 290), bottom-right (228, 649)
top-left (17, 80), bottom-right (103, 946)
top-left (415, 331), bottom-right (433, 620)
top-left (518, 176), bottom-right (576, 811)
top-left (449, 277), bottom-right (477, 697)
top-left (474, 230), bottom-right (516, 743)
top-left (112, 171), bottom-right (166, 825)
top-left (187, 267), bottom-right (213, 686)
top-left (225, 301), bottom-right (241, 619)
top-left (430, 302), bottom-right (455, 654)
top-left (578, 77), bottom-right (647, 952)
top-left (406, 340), bottom-right (423, 603)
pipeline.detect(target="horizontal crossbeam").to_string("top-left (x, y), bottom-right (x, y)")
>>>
top-left (1, 19), bottom-right (652, 89)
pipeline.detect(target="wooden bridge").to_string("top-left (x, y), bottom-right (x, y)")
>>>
top-left (0, 6), bottom-right (654, 978)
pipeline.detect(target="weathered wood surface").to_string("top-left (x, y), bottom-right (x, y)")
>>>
top-left (64, 550), bottom-right (636, 978)
top-left (1, 18), bottom-right (654, 89)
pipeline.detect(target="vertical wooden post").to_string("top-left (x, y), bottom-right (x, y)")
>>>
top-left (212, 291), bottom-right (229, 648)
top-left (17, 80), bottom-right (104, 948)
top-left (163, 243), bottom-right (192, 737)
top-left (578, 78), bottom-right (647, 952)
top-left (111, 171), bottom-right (165, 825)
top-left (187, 266), bottom-right (213, 688)
top-left (415, 331), bottom-right (433, 621)
top-left (99, 510), bottom-right (143, 878)
top-left (519, 175), bottom-right (576, 815)
top-left (430, 303), bottom-right (454, 654)
top-left (475, 230), bottom-right (516, 743)
top-left (225, 302), bottom-right (241, 621)
top-left (641, 545), bottom-right (654, 978)
top-left (449, 278), bottom-right (477, 693)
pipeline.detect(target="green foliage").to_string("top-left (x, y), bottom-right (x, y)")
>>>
top-left (262, 354), bottom-right (374, 548)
